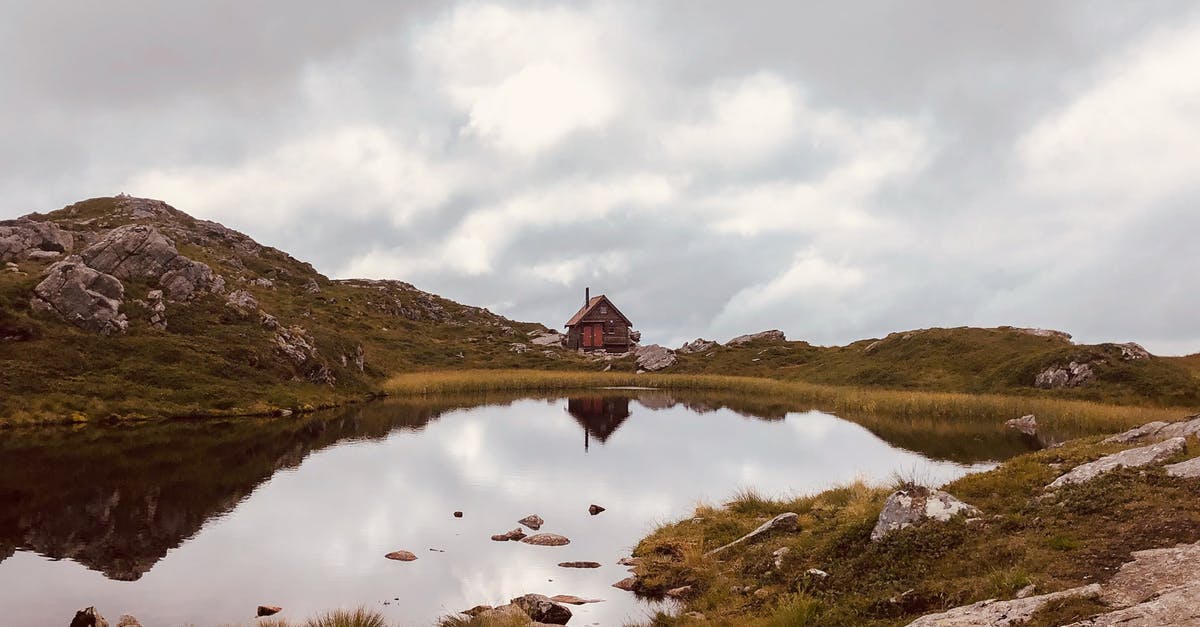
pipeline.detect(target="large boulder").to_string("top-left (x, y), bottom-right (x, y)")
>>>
top-left (1035, 361), bottom-right (1094, 388)
top-left (510, 593), bottom-right (573, 625)
top-left (727, 329), bottom-right (786, 346)
top-left (80, 224), bottom-right (223, 300)
top-left (30, 256), bottom-right (128, 335)
top-left (1103, 415), bottom-right (1200, 445)
top-left (677, 338), bottom-right (718, 354)
top-left (871, 486), bottom-right (979, 541)
top-left (906, 584), bottom-right (1101, 626)
top-left (1005, 414), bottom-right (1038, 437)
top-left (635, 344), bottom-right (676, 371)
top-left (1046, 437), bottom-right (1187, 489)
top-left (0, 218), bottom-right (73, 261)
top-left (529, 330), bottom-right (563, 347)
top-left (520, 533), bottom-right (570, 546)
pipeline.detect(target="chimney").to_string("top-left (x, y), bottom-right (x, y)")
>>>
top-left (585, 287), bottom-right (590, 306)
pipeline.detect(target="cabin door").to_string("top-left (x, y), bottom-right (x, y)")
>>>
top-left (584, 323), bottom-right (603, 348)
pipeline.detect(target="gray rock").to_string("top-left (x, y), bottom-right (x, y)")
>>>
top-left (530, 330), bottom-right (563, 346)
top-left (31, 256), bottom-right (128, 335)
top-left (510, 342), bottom-right (530, 354)
top-left (772, 547), bottom-right (790, 569)
top-left (805, 568), bottom-right (829, 579)
top-left (225, 289), bottom-right (258, 314)
top-left (1166, 457), bottom-right (1200, 479)
top-left (0, 218), bottom-right (73, 261)
top-left (1035, 361), bottom-right (1094, 388)
top-left (1047, 437), bottom-right (1187, 489)
top-left (1104, 421), bottom-right (1172, 444)
top-left (1065, 581), bottom-right (1200, 626)
top-left (635, 344), bottom-right (676, 371)
top-left (727, 329), bottom-right (786, 346)
top-left (678, 338), bottom-right (719, 354)
top-left (1155, 415), bottom-right (1200, 440)
top-left (80, 224), bottom-right (222, 300)
top-left (1094, 540), bottom-right (1200, 608)
top-left (1005, 414), bottom-right (1038, 437)
top-left (303, 278), bottom-right (321, 294)
top-left (707, 512), bottom-right (799, 555)
top-left (905, 584), bottom-right (1101, 626)
top-left (273, 326), bottom-right (318, 365)
top-left (26, 249), bottom-right (62, 260)
top-left (145, 289), bottom-right (166, 330)
top-left (1012, 327), bottom-right (1073, 342)
top-left (1111, 342), bottom-right (1152, 360)
top-left (511, 594), bottom-right (572, 625)
top-left (871, 487), bottom-right (980, 541)
top-left (70, 606), bottom-right (110, 627)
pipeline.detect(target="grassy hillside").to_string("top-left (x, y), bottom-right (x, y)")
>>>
top-left (2, 196), bottom-right (1197, 426)
top-left (668, 327), bottom-right (1200, 407)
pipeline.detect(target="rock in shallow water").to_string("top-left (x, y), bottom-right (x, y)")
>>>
top-left (69, 607), bottom-right (108, 627)
top-left (521, 533), bottom-right (570, 546)
top-left (385, 550), bottom-right (417, 561)
top-left (510, 594), bottom-right (572, 625)
top-left (558, 561), bottom-right (601, 568)
top-left (518, 514), bottom-right (544, 530)
top-left (256, 605), bottom-right (282, 617)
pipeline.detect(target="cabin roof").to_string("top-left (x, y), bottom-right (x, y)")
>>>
top-left (564, 295), bottom-right (632, 327)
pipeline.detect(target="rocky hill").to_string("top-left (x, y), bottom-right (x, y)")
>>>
top-left (0, 196), bottom-right (578, 424)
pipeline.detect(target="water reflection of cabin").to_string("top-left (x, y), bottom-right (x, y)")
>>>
top-left (567, 397), bottom-right (631, 451)
top-left (564, 288), bottom-right (633, 352)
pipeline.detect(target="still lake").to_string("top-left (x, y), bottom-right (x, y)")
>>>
top-left (0, 391), bottom-right (1040, 626)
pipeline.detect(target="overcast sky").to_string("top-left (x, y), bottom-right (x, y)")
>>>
top-left (3, 1), bottom-right (1199, 354)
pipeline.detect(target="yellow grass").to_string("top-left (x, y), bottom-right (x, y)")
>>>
top-left (384, 370), bottom-right (1192, 433)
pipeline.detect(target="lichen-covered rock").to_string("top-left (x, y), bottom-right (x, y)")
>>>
top-left (871, 487), bottom-right (979, 541)
top-left (31, 256), bottom-right (128, 335)
top-left (80, 224), bottom-right (223, 300)
top-left (510, 593), bottom-right (572, 625)
top-left (1047, 437), bottom-right (1187, 489)
top-left (145, 289), bottom-right (166, 330)
top-left (274, 326), bottom-right (318, 365)
top-left (518, 514), bottom-right (544, 530)
top-left (635, 344), bottom-right (676, 371)
top-left (529, 330), bottom-right (562, 346)
top-left (678, 338), bottom-right (719, 353)
top-left (384, 550), bottom-right (417, 561)
top-left (1110, 342), bottom-right (1152, 360)
top-left (906, 584), bottom-right (1101, 626)
top-left (0, 218), bottom-right (73, 261)
top-left (1011, 327), bottom-right (1073, 342)
top-left (1097, 540), bottom-right (1200, 608)
top-left (1066, 582), bottom-right (1200, 626)
top-left (225, 289), bottom-right (258, 314)
top-left (1035, 361), bottom-right (1094, 388)
top-left (727, 329), bottom-right (786, 346)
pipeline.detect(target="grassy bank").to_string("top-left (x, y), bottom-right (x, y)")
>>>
top-left (628, 428), bottom-right (1200, 626)
top-left (384, 370), bottom-right (1190, 435)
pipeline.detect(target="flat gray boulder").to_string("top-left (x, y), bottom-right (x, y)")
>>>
top-left (1166, 457), bottom-right (1200, 479)
top-left (727, 329), bottom-right (786, 346)
top-left (871, 487), bottom-right (979, 541)
top-left (1035, 361), bottom-right (1094, 388)
top-left (1104, 421), bottom-right (1174, 444)
top-left (635, 344), bottom-right (676, 371)
top-left (31, 256), bottom-right (128, 335)
top-left (1046, 437), bottom-right (1187, 489)
top-left (906, 584), bottom-right (1101, 626)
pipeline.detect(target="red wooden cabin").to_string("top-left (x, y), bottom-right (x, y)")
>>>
top-left (564, 288), bottom-right (634, 352)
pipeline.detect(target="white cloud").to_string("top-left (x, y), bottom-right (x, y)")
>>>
top-left (418, 3), bottom-right (622, 155)
top-left (125, 125), bottom-right (452, 233)
top-left (1018, 17), bottom-right (1200, 210)
top-left (663, 72), bottom-right (800, 167)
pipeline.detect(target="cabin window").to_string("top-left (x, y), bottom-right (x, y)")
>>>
top-left (600, 306), bottom-right (608, 314)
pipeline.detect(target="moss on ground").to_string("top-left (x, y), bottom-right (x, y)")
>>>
top-left (627, 432), bottom-right (1200, 626)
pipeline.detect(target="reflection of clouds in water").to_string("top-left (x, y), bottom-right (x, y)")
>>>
top-left (0, 396), bottom-right (991, 626)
